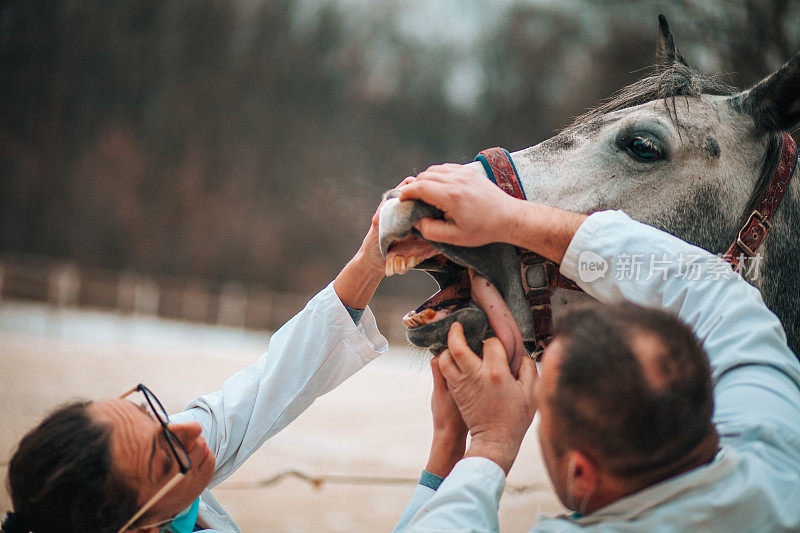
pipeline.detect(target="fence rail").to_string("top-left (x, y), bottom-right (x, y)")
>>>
top-left (215, 468), bottom-right (552, 494)
top-left (0, 460), bottom-right (549, 494)
top-left (0, 255), bottom-right (417, 344)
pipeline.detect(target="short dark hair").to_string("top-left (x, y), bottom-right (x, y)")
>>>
top-left (5, 401), bottom-right (138, 533)
top-left (550, 301), bottom-right (716, 486)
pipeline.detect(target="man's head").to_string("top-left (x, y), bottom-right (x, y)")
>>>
top-left (534, 301), bottom-right (719, 514)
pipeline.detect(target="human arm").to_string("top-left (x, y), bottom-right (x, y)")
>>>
top-left (557, 210), bottom-right (800, 449)
top-left (169, 204), bottom-right (394, 486)
top-left (425, 356), bottom-right (469, 477)
top-left (396, 323), bottom-right (537, 531)
top-left (334, 204), bottom-right (386, 310)
top-left (393, 354), bottom-right (468, 531)
top-left (397, 163), bottom-right (587, 261)
top-left (169, 282), bottom-right (388, 487)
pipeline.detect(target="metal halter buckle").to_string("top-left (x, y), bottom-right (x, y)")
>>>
top-left (736, 210), bottom-right (771, 257)
top-left (520, 254), bottom-right (549, 297)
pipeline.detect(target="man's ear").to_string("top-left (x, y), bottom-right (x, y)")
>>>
top-left (568, 450), bottom-right (598, 499)
top-left (736, 51), bottom-right (800, 134)
top-left (655, 14), bottom-right (688, 68)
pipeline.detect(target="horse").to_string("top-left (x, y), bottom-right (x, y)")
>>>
top-left (377, 15), bottom-right (800, 359)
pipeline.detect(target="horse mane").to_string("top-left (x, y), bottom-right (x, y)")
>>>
top-left (567, 63), bottom-right (738, 129)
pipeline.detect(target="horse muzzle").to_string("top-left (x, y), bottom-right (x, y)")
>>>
top-left (378, 189), bottom-right (536, 354)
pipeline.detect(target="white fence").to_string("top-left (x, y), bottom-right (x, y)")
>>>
top-left (0, 255), bottom-right (415, 344)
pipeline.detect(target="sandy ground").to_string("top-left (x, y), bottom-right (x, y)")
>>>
top-left (0, 301), bottom-right (564, 532)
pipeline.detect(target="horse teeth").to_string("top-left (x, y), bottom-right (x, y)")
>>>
top-left (402, 314), bottom-right (418, 327)
top-left (387, 255), bottom-right (422, 277)
top-left (418, 309), bottom-right (436, 323)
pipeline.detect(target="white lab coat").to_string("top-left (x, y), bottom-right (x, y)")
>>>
top-left (170, 282), bottom-right (388, 532)
top-left (396, 210), bottom-right (800, 532)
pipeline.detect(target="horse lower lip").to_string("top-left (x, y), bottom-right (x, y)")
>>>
top-left (406, 305), bottom-right (489, 354)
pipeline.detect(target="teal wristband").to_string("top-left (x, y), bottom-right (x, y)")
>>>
top-left (344, 306), bottom-right (364, 325)
top-left (419, 470), bottom-right (445, 491)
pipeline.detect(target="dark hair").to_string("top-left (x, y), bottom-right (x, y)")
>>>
top-left (550, 301), bottom-right (717, 486)
top-left (4, 401), bottom-right (138, 533)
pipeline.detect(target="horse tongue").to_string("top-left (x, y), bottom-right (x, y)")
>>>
top-left (468, 269), bottom-right (526, 375)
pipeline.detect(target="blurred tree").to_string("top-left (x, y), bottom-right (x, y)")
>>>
top-left (0, 0), bottom-right (798, 296)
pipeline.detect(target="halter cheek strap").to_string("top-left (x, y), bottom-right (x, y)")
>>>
top-left (723, 131), bottom-right (797, 270)
top-left (476, 147), bottom-right (580, 353)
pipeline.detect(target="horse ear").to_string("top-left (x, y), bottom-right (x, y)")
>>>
top-left (738, 52), bottom-right (800, 133)
top-left (656, 14), bottom-right (688, 68)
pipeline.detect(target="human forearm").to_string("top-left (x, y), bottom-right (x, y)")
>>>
top-left (333, 250), bottom-right (383, 309)
top-left (425, 356), bottom-right (468, 477)
top-left (463, 436), bottom-right (521, 476)
top-left (502, 201), bottom-right (588, 263)
top-left (334, 206), bottom-right (385, 309)
top-left (172, 283), bottom-right (386, 487)
top-left (425, 431), bottom-right (466, 478)
top-left (401, 457), bottom-right (505, 532)
top-left (560, 211), bottom-right (798, 379)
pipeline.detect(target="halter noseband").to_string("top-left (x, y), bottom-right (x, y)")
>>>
top-left (476, 133), bottom-right (797, 356)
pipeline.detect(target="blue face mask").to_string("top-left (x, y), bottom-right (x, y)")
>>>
top-left (161, 498), bottom-right (200, 533)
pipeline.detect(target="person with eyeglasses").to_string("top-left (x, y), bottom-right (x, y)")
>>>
top-left (1, 201), bottom-right (397, 533)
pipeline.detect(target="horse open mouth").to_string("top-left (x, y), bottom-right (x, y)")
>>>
top-left (385, 234), bottom-right (500, 353)
top-left (378, 192), bottom-right (531, 361)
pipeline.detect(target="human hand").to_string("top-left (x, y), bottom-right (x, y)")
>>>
top-left (334, 177), bottom-right (418, 309)
top-left (438, 322), bottom-right (538, 475)
top-left (355, 201), bottom-right (388, 279)
top-left (358, 175), bottom-right (419, 277)
top-left (397, 164), bottom-right (522, 247)
top-left (425, 356), bottom-right (468, 478)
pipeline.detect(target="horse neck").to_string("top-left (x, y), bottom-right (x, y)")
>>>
top-left (760, 152), bottom-right (800, 356)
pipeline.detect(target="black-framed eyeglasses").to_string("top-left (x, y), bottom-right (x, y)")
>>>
top-left (116, 384), bottom-right (192, 532)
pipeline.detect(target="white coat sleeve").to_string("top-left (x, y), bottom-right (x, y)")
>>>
top-left (393, 485), bottom-right (436, 532)
top-left (559, 210), bottom-right (800, 451)
top-left (169, 281), bottom-right (388, 487)
top-left (397, 457), bottom-right (506, 532)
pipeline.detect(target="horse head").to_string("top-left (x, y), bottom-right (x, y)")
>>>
top-left (378, 15), bottom-right (800, 357)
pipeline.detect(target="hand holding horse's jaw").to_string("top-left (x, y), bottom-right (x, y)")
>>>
top-left (397, 163), bottom-right (522, 248)
top-left (425, 356), bottom-right (468, 478)
top-left (396, 163), bottom-right (588, 263)
top-left (438, 322), bottom-right (538, 476)
top-left (333, 203), bottom-right (387, 310)
top-left (333, 175), bottom-right (421, 309)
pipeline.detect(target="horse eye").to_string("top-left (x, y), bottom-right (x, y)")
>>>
top-left (625, 136), bottom-right (662, 161)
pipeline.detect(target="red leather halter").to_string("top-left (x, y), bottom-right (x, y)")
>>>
top-left (477, 132), bottom-right (797, 354)
top-left (723, 131), bottom-right (798, 270)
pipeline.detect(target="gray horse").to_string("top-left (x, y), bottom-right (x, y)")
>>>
top-left (378, 16), bottom-right (800, 358)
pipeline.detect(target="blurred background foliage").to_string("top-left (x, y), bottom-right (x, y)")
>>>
top-left (1, 0), bottom-right (799, 298)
